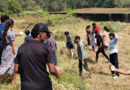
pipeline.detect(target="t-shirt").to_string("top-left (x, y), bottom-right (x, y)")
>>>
top-left (97, 39), bottom-right (104, 49)
top-left (14, 40), bottom-right (54, 90)
top-left (95, 25), bottom-right (100, 35)
top-left (47, 38), bottom-right (57, 52)
top-left (24, 35), bottom-right (33, 43)
top-left (0, 24), bottom-right (5, 47)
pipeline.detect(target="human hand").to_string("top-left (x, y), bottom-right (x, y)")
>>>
top-left (57, 70), bottom-right (62, 79)
top-left (82, 60), bottom-right (84, 65)
top-left (109, 63), bottom-right (116, 71)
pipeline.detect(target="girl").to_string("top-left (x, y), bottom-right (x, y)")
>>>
top-left (64, 31), bottom-right (74, 59)
top-left (86, 25), bottom-right (91, 46)
top-left (0, 19), bottom-right (17, 84)
top-left (102, 26), bottom-right (110, 50)
top-left (94, 34), bottom-right (109, 65)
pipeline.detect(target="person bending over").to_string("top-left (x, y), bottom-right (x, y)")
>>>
top-left (74, 36), bottom-right (91, 76)
top-left (94, 34), bottom-right (109, 65)
top-left (14, 23), bottom-right (62, 90)
top-left (64, 31), bottom-right (74, 59)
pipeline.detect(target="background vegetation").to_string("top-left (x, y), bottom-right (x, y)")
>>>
top-left (1, 0), bottom-right (130, 14)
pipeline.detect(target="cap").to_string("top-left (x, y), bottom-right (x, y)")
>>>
top-left (32, 23), bottom-right (52, 34)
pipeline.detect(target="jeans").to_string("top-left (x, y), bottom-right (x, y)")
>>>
top-left (110, 53), bottom-right (119, 76)
top-left (53, 51), bottom-right (58, 66)
top-left (79, 58), bottom-right (90, 75)
top-left (96, 48), bottom-right (109, 62)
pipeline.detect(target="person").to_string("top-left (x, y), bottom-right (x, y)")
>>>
top-left (14, 23), bottom-right (62, 90)
top-left (109, 33), bottom-right (119, 79)
top-left (91, 28), bottom-right (96, 51)
top-left (0, 15), bottom-right (10, 65)
top-left (92, 23), bottom-right (100, 35)
top-left (0, 19), bottom-right (16, 84)
top-left (64, 31), bottom-right (74, 59)
top-left (45, 33), bottom-right (58, 66)
top-left (74, 36), bottom-right (91, 76)
top-left (109, 63), bottom-right (130, 75)
top-left (102, 26), bottom-right (110, 50)
top-left (94, 34), bottom-right (109, 65)
top-left (86, 25), bottom-right (91, 46)
top-left (24, 30), bottom-right (33, 43)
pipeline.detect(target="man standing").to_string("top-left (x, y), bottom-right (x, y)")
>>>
top-left (74, 36), bottom-right (91, 76)
top-left (45, 33), bottom-right (58, 66)
top-left (14, 23), bottom-right (62, 90)
top-left (0, 15), bottom-right (10, 65)
top-left (109, 33), bottom-right (119, 79)
top-left (92, 23), bottom-right (100, 35)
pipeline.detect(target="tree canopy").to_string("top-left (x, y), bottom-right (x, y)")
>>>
top-left (0, 0), bottom-right (130, 14)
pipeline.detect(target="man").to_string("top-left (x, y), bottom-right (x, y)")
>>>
top-left (14, 23), bottom-right (62, 90)
top-left (45, 33), bottom-right (58, 66)
top-left (109, 33), bottom-right (119, 79)
top-left (0, 15), bottom-right (10, 65)
top-left (74, 36), bottom-right (91, 76)
top-left (24, 30), bottom-right (33, 43)
top-left (92, 23), bottom-right (100, 35)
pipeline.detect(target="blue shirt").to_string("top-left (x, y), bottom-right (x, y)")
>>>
top-left (109, 34), bottom-right (119, 55)
top-left (24, 36), bottom-right (33, 43)
top-left (0, 24), bottom-right (5, 47)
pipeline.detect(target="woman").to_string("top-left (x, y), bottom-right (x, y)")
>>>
top-left (64, 31), bottom-right (74, 59)
top-left (86, 25), bottom-right (91, 46)
top-left (102, 26), bottom-right (110, 50)
top-left (0, 19), bottom-right (17, 84)
top-left (45, 33), bottom-right (58, 66)
top-left (94, 34), bottom-right (109, 65)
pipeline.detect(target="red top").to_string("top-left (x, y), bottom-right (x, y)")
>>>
top-left (95, 25), bottom-right (100, 34)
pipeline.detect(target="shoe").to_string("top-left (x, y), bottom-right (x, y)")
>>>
top-left (113, 76), bottom-right (119, 79)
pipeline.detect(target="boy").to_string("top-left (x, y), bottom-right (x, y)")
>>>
top-left (74, 36), bottom-right (91, 76)
top-left (24, 30), bottom-right (33, 43)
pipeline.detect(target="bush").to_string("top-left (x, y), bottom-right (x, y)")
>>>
top-left (67, 10), bottom-right (76, 18)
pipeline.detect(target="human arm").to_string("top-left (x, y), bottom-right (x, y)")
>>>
top-left (109, 64), bottom-right (130, 75)
top-left (114, 34), bottom-right (119, 43)
top-left (79, 43), bottom-right (86, 63)
top-left (98, 42), bottom-right (102, 49)
top-left (14, 64), bottom-right (20, 73)
top-left (48, 63), bottom-right (62, 79)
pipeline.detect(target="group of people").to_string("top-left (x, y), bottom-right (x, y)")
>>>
top-left (0, 15), bottom-right (129, 90)
top-left (64, 23), bottom-right (120, 79)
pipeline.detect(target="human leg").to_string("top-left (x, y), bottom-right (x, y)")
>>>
top-left (83, 59), bottom-right (91, 74)
top-left (11, 74), bottom-right (16, 85)
top-left (113, 53), bottom-right (119, 76)
top-left (96, 49), bottom-right (101, 63)
top-left (79, 59), bottom-right (83, 76)
top-left (110, 54), bottom-right (115, 75)
top-left (101, 49), bottom-right (109, 61)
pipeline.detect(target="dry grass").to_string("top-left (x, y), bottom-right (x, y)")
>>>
top-left (0, 15), bottom-right (130, 90)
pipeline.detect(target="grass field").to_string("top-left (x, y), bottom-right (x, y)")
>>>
top-left (0, 14), bottom-right (130, 90)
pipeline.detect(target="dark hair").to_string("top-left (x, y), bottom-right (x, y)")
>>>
top-left (25, 30), bottom-right (30, 35)
top-left (47, 33), bottom-right (51, 37)
top-left (104, 26), bottom-right (109, 32)
top-left (109, 33), bottom-right (115, 37)
top-left (1, 15), bottom-right (10, 23)
top-left (92, 23), bottom-right (96, 26)
top-left (86, 25), bottom-right (90, 30)
top-left (75, 36), bottom-right (80, 40)
top-left (95, 34), bottom-right (103, 41)
top-left (64, 31), bottom-right (69, 35)
top-left (31, 23), bottom-right (49, 38)
top-left (2, 19), bottom-right (14, 48)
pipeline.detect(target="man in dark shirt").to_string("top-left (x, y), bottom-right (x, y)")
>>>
top-left (24, 30), bottom-right (33, 43)
top-left (14, 23), bottom-right (62, 90)
top-left (0, 15), bottom-right (10, 65)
